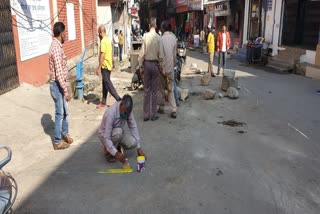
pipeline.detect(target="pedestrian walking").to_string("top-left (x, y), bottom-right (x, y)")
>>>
top-left (49, 22), bottom-right (73, 150)
top-left (96, 25), bottom-right (121, 109)
top-left (98, 94), bottom-right (146, 163)
top-left (217, 25), bottom-right (230, 75)
top-left (159, 21), bottom-right (178, 118)
top-left (118, 30), bottom-right (124, 62)
top-left (207, 25), bottom-right (215, 77)
top-left (139, 17), bottom-right (164, 121)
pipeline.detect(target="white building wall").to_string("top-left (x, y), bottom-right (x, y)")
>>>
top-left (97, 1), bottom-right (113, 39)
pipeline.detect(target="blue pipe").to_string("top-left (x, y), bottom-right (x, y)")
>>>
top-left (76, 49), bottom-right (86, 99)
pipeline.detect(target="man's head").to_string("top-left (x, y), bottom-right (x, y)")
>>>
top-left (98, 25), bottom-right (106, 40)
top-left (53, 22), bottom-right (66, 44)
top-left (222, 25), bottom-right (227, 33)
top-left (161, 20), bottom-right (171, 34)
top-left (119, 30), bottom-right (122, 35)
top-left (119, 94), bottom-right (133, 119)
top-left (115, 29), bottom-right (119, 35)
top-left (149, 17), bottom-right (157, 30)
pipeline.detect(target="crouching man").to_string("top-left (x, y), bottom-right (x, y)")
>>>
top-left (98, 94), bottom-right (146, 163)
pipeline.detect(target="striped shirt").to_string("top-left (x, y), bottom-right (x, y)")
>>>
top-left (49, 38), bottom-right (68, 93)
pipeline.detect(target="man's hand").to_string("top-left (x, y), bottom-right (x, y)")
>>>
top-left (137, 148), bottom-right (146, 159)
top-left (114, 151), bottom-right (126, 163)
top-left (65, 92), bottom-right (71, 102)
top-left (96, 68), bottom-right (101, 76)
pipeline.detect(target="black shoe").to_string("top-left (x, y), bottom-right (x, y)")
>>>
top-left (144, 118), bottom-right (149, 121)
top-left (151, 116), bottom-right (159, 121)
top-left (158, 109), bottom-right (165, 114)
top-left (211, 73), bottom-right (216, 77)
top-left (171, 112), bottom-right (177, 118)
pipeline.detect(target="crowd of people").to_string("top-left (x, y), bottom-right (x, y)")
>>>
top-left (48, 19), bottom-right (231, 164)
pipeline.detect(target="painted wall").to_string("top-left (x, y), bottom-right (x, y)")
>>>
top-left (11, 0), bottom-right (97, 86)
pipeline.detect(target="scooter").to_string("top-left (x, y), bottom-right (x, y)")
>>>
top-left (0, 146), bottom-right (18, 214)
top-left (176, 40), bottom-right (187, 82)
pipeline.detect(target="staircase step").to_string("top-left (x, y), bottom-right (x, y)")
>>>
top-left (267, 60), bottom-right (294, 71)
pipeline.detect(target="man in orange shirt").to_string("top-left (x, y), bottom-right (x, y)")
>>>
top-left (216, 25), bottom-right (230, 75)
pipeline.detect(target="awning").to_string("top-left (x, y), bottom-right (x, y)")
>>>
top-left (203, 0), bottom-right (230, 5)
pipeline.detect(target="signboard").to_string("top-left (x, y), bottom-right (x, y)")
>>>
top-left (189, 0), bottom-right (203, 11)
top-left (176, 0), bottom-right (188, 7)
top-left (214, 1), bottom-right (231, 17)
top-left (10, 0), bottom-right (52, 62)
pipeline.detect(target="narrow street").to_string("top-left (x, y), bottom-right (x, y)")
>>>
top-left (1, 51), bottom-right (320, 213)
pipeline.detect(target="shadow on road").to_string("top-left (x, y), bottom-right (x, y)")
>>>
top-left (40, 114), bottom-right (55, 142)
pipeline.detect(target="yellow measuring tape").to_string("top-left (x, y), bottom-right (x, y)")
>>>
top-left (98, 162), bottom-right (132, 174)
top-left (98, 168), bottom-right (133, 174)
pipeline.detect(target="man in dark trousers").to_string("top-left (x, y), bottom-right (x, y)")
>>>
top-left (96, 25), bottom-right (121, 109)
top-left (139, 18), bottom-right (164, 121)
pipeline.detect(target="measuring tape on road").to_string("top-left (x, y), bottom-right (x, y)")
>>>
top-left (98, 168), bottom-right (133, 174)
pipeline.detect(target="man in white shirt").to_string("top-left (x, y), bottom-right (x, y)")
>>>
top-left (113, 29), bottom-right (119, 60)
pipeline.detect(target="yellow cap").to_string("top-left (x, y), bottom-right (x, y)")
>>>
top-left (137, 156), bottom-right (145, 162)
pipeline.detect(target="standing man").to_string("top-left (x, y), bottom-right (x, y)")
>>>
top-left (118, 30), bottom-right (124, 63)
top-left (216, 25), bottom-right (230, 75)
top-left (159, 21), bottom-right (177, 118)
top-left (98, 94), bottom-right (146, 163)
top-left (207, 25), bottom-right (215, 77)
top-left (49, 22), bottom-right (73, 150)
top-left (113, 29), bottom-right (119, 61)
top-left (139, 17), bottom-right (163, 121)
top-left (96, 25), bottom-right (121, 109)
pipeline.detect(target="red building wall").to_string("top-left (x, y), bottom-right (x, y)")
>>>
top-left (12, 0), bottom-right (97, 86)
top-left (82, 0), bottom-right (97, 48)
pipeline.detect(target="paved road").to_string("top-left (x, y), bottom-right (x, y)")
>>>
top-left (2, 51), bottom-right (319, 213)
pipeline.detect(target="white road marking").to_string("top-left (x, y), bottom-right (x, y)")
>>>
top-left (288, 123), bottom-right (310, 140)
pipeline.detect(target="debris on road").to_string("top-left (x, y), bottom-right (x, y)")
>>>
top-left (200, 73), bottom-right (211, 86)
top-left (177, 87), bottom-right (189, 101)
top-left (227, 87), bottom-right (240, 99)
top-left (218, 93), bottom-right (224, 98)
top-left (221, 69), bottom-right (238, 91)
top-left (218, 120), bottom-right (246, 127)
top-left (216, 169), bottom-right (224, 176)
top-left (203, 89), bottom-right (217, 100)
top-left (238, 130), bottom-right (246, 134)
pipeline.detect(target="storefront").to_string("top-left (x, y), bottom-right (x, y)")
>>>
top-left (204, 0), bottom-right (245, 48)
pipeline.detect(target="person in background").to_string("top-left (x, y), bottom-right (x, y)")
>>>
top-left (96, 25), bottom-right (121, 109)
top-left (207, 25), bottom-right (215, 77)
top-left (113, 29), bottom-right (119, 60)
top-left (216, 25), bottom-right (230, 75)
top-left (118, 30), bottom-right (124, 63)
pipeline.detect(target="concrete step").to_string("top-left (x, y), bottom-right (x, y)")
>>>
top-left (267, 59), bottom-right (294, 72)
top-left (270, 56), bottom-right (296, 65)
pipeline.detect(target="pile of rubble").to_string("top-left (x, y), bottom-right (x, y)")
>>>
top-left (188, 64), bottom-right (241, 100)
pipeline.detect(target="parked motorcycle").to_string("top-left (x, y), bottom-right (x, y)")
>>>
top-left (0, 146), bottom-right (18, 214)
top-left (176, 40), bottom-right (187, 81)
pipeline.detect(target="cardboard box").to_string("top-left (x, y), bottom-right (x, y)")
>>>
top-left (316, 44), bottom-right (320, 66)
top-left (306, 65), bottom-right (320, 80)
